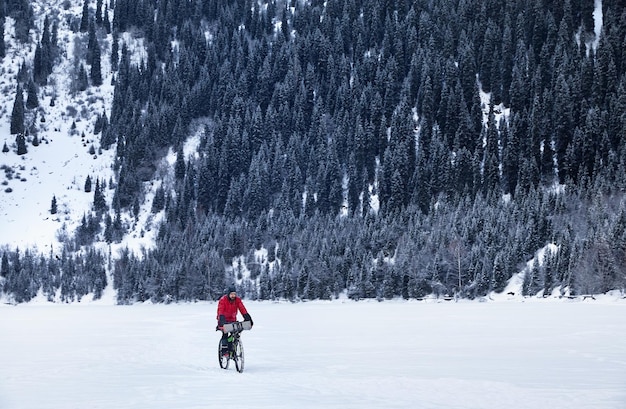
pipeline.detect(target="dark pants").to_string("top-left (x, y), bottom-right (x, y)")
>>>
top-left (220, 323), bottom-right (234, 354)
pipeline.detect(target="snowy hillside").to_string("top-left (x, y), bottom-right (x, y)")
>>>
top-left (0, 0), bottom-right (168, 254)
top-left (0, 0), bottom-right (112, 252)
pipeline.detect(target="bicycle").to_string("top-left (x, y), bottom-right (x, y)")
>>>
top-left (218, 321), bottom-right (251, 373)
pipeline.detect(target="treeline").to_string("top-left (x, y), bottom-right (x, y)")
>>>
top-left (2, 0), bottom-right (626, 303)
top-left (115, 184), bottom-right (626, 303)
top-left (2, 185), bottom-right (625, 303)
top-left (0, 248), bottom-right (107, 303)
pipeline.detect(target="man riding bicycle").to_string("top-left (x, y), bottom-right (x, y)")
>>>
top-left (216, 286), bottom-right (253, 358)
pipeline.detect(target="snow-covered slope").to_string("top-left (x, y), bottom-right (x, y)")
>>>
top-left (0, 0), bottom-right (168, 255)
top-left (0, 0), bottom-right (114, 251)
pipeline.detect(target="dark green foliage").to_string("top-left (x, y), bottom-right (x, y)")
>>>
top-left (6, 0), bottom-right (33, 42)
top-left (75, 213), bottom-right (101, 246)
top-left (10, 84), bottom-right (24, 135)
top-left (33, 15), bottom-right (56, 85)
top-left (93, 111), bottom-right (108, 134)
top-left (80, 0), bottom-right (89, 32)
top-left (93, 179), bottom-right (107, 212)
top-left (4, 0), bottom-right (626, 304)
top-left (0, 16), bottom-right (5, 58)
top-left (90, 40), bottom-right (103, 86)
top-left (102, 3), bottom-right (111, 33)
top-left (95, 0), bottom-right (102, 25)
top-left (75, 64), bottom-right (89, 92)
top-left (50, 195), bottom-right (57, 215)
top-left (151, 184), bottom-right (165, 213)
top-left (110, 0), bottom-right (623, 300)
top-left (110, 30), bottom-right (119, 71)
top-left (16, 133), bottom-right (27, 155)
top-left (86, 19), bottom-right (96, 64)
top-left (174, 146), bottom-right (186, 180)
top-left (0, 252), bottom-right (9, 277)
top-left (84, 175), bottom-right (92, 192)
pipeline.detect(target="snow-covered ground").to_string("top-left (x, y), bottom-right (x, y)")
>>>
top-left (1, 299), bottom-right (625, 409)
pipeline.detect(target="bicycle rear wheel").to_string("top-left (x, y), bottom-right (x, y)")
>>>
top-left (218, 339), bottom-right (229, 369)
top-left (233, 338), bottom-right (244, 373)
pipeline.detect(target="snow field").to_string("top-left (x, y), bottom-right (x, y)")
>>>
top-left (0, 300), bottom-right (625, 409)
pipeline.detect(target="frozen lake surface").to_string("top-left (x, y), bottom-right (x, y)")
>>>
top-left (1, 299), bottom-right (625, 409)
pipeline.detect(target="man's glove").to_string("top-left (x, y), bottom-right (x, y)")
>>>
top-left (216, 325), bottom-right (223, 331)
top-left (243, 313), bottom-right (253, 327)
top-left (218, 314), bottom-right (226, 326)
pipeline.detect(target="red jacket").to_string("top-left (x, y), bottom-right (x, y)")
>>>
top-left (216, 295), bottom-right (248, 324)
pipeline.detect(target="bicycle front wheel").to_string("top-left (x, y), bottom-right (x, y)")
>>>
top-left (233, 338), bottom-right (244, 373)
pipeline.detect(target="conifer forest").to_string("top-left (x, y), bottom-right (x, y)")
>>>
top-left (2, 0), bottom-right (626, 303)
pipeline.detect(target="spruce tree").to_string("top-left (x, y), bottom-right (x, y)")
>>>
top-left (50, 195), bottom-right (58, 214)
top-left (151, 184), bottom-right (165, 213)
top-left (90, 39), bottom-right (103, 86)
top-left (25, 79), bottom-right (39, 109)
top-left (16, 134), bottom-right (27, 155)
top-left (0, 252), bottom-right (9, 277)
top-left (80, 0), bottom-right (90, 32)
top-left (76, 64), bottom-right (89, 92)
top-left (84, 175), bottom-right (92, 192)
top-left (174, 146), bottom-right (186, 180)
top-left (103, 4), bottom-right (111, 33)
top-left (86, 20), bottom-right (97, 65)
top-left (95, 0), bottom-right (102, 25)
top-left (110, 30), bottom-right (119, 71)
top-left (94, 179), bottom-right (107, 212)
top-left (10, 84), bottom-right (25, 135)
top-left (0, 17), bottom-right (5, 58)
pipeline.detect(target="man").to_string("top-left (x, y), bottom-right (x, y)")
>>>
top-left (216, 286), bottom-right (253, 357)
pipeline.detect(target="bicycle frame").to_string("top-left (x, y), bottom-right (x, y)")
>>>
top-left (219, 321), bottom-right (247, 372)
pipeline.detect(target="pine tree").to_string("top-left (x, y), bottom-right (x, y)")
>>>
top-left (554, 75), bottom-right (574, 182)
top-left (110, 30), bottom-right (119, 71)
top-left (95, 0), bottom-right (102, 25)
top-left (1, 252), bottom-right (9, 278)
top-left (90, 38), bottom-right (103, 86)
top-left (0, 16), bottom-right (6, 58)
top-left (501, 117), bottom-right (518, 195)
top-left (93, 179), bottom-right (107, 212)
top-left (80, 0), bottom-right (90, 32)
top-left (86, 20), bottom-right (97, 65)
top-left (84, 175), bottom-right (92, 192)
top-left (482, 107), bottom-right (500, 194)
top-left (16, 134), bottom-right (27, 155)
top-left (10, 84), bottom-right (24, 135)
top-left (25, 79), bottom-right (39, 109)
top-left (76, 64), bottom-right (89, 92)
top-left (33, 16), bottom-right (53, 85)
top-left (543, 249), bottom-right (557, 296)
top-left (151, 184), bottom-right (165, 213)
top-left (103, 4), bottom-right (111, 33)
top-left (50, 195), bottom-right (57, 214)
top-left (174, 146), bottom-right (186, 180)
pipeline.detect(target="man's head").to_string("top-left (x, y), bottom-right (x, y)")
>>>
top-left (227, 286), bottom-right (237, 300)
